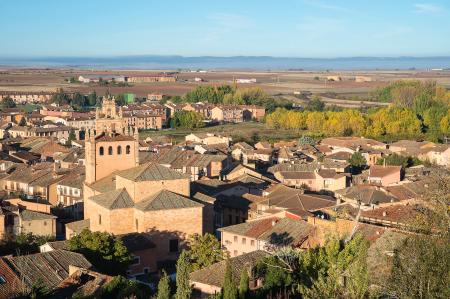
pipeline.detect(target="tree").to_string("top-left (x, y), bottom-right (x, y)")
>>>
top-left (68, 229), bottom-right (133, 275)
top-left (66, 130), bottom-right (76, 146)
top-left (100, 275), bottom-right (150, 299)
top-left (115, 94), bottom-right (126, 106)
top-left (156, 270), bottom-right (171, 299)
top-left (171, 110), bottom-right (204, 129)
top-left (1, 96), bottom-right (16, 108)
top-left (222, 258), bottom-right (238, 299)
top-left (18, 116), bottom-right (26, 126)
top-left (71, 92), bottom-right (86, 110)
top-left (385, 170), bottom-right (450, 298)
top-left (87, 91), bottom-right (98, 106)
top-left (306, 96), bottom-right (325, 112)
top-left (51, 88), bottom-right (70, 106)
top-left (238, 268), bottom-right (249, 299)
top-left (187, 233), bottom-right (223, 271)
top-left (375, 153), bottom-right (417, 168)
top-left (175, 250), bottom-right (192, 299)
top-left (347, 152), bottom-right (366, 172)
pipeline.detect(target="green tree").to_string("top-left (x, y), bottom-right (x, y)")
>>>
top-left (100, 275), bottom-right (150, 299)
top-left (385, 170), bottom-right (450, 298)
top-left (222, 258), bottom-right (238, 299)
top-left (71, 92), bottom-right (86, 110)
top-left (68, 229), bottom-right (133, 275)
top-left (187, 233), bottom-right (223, 271)
top-left (51, 88), bottom-right (70, 106)
top-left (87, 91), bottom-right (98, 106)
top-left (171, 110), bottom-right (204, 129)
top-left (376, 153), bottom-right (413, 168)
top-left (306, 96), bottom-right (325, 112)
top-left (1, 96), bottom-right (16, 108)
top-left (18, 116), bottom-right (27, 126)
top-left (66, 130), bottom-right (76, 146)
top-left (115, 94), bottom-right (126, 106)
top-left (176, 250), bottom-right (192, 299)
top-left (238, 268), bottom-right (249, 299)
top-left (347, 152), bottom-right (366, 172)
top-left (156, 270), bottom-right (171, 299)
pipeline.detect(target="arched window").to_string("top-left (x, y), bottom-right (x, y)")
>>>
top-left (117, 145), bottom-right (122, 155)
top-left (108, 146), bottom-right (113, 155)
top-left (99, 146), bottom-right (104, 156)
top-left (126, 145), bottom-right (131, 154)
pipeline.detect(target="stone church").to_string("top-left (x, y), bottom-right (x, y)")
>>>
top-left (66, 99), bottom-right (205, 275)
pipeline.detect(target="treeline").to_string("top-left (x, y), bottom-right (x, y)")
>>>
top-left (266, 81), bottom-right (450, 142)
top-left (165, 85), bottom-right (292, 112)
top-left (50, 89), bottom-right (144, 111)
top-left (170, 110), bottom-right (205, 129)
top-left (51, 88), bottom-right (100, 110)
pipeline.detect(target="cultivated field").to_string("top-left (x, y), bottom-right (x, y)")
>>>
top-left (1, 68), bottom-right (450, 107)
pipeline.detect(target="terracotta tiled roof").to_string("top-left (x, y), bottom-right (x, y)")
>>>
top-left (279, 171), bottom-right (316, 180)
top-left (3, 250), bottom-right (92, 290)
top-left (369, 165), bottom-right (402, 178)
top-left (190, 251), bottom-right (268, 288)
top-left (135, 190), bottom-right (202, 211)
top-left (117, 162), bottom-right (189, 181)
top-left (89, 188), bottom-right (134, 210)
top-left (66, 219), bottom-right (90, 234)
top-left (20, 209), bottom-right (56, 221)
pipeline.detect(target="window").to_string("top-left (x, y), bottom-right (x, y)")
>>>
top-left (228, 215), bottom-right (232, 224)
top-left (251, 240), bottom-right (255, 246)
top-left (117, 145), bottom-right (122, 155)
top-left (135, 219), bottom-right (138, 231)
top-left (108, 146), bottom-right (113, 155)
top-left (235, 216), bottom-right (239, 224)
top-left (242, 238), bottom-right (246, 245)
top-left (131, 256), bottom-right (140, 265)
top-left (0, 275), bottom-right (6, 284)
top-left (233, 250), bottom-right (238, 256)
top-left (126, 145), bottom-right (131, 154)
top-left (43, 221), bottom-right (47, 226)
top-left (98, 214), bottom-right (102, 225)
top-left (169, 239), bottom-right (179, 253)
top-left (99, 146), bottom-right (104, 155)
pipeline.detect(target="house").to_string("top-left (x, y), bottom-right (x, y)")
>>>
top-left (321, 137), bottom-right (387, 151)
top-left (254, 184), bottom-right (336, 220)
top-left (185, 133), bottom-right (231, 146)
top-left (335, 185), bottom-right (399, 209)
top-left (56, 172), bottom-right (85, 219)
top-left (368, 165), bottom-right (402, 186)
top-left (274, 169), bottom-right (348, 192)
top-left (190, 251), bottom-right (268, 297)
top-left (211, 106), bottom-right (244, 123)
top-left (18, 209), bottom-right (57, 236)
top-left (219, 217), bottom-right (316, 257)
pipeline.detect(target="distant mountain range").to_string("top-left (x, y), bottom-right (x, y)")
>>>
top-left (1, 55), bottom-right (450, 70)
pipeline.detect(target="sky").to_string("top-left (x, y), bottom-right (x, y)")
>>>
top-left (0, 0), bottom-right (449, 58)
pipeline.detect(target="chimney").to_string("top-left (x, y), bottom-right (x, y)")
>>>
top-left (382, 211), bottom-right (387, 217)
top-left (271, 220), bottom-right (277, 226)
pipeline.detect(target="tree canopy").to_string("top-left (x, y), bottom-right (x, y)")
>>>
top-left (68, 229), bottom-right (133, 275)
top-left (186, 233), bottom-right (223, 271)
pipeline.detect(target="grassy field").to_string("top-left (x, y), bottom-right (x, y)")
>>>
top-left (140, 122), bottom-right (309, 144)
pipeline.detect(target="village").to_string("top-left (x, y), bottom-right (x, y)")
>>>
top-left (0, 88), bottom-right (448, 298)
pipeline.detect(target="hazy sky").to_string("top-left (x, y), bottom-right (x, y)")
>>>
top-left (0, 0), bottom-right (448, 57)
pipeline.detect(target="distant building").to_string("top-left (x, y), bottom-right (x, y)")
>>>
top-left (125, 74), bottom-right (176, 83)
top-left (78, 75), bottom-right (125, 83)
top-left (235, 78), bottom-right (257, 84)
